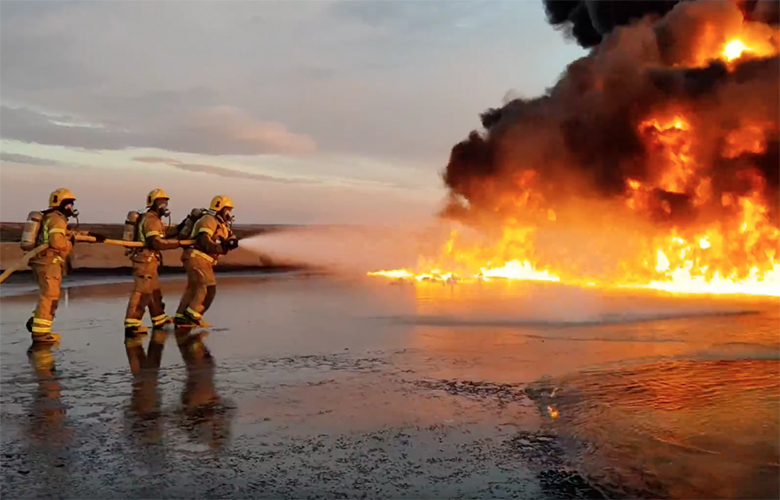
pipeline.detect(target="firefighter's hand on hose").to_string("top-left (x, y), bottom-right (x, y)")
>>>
top-left (223, 236), bottom-right (239, 252)
top-left (88, 232), bottom-right (107, 243)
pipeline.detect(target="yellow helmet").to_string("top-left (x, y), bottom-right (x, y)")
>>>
top-left (49, 188), bottom-right (76, 207)
top-left (146, 188), bottom-right (170, 208)
top-left (209, 195), bottom-right (234, 212)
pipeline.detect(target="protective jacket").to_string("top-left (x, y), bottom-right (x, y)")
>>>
top-left (182, 212), bottom-right (231, 265)
top-left (29, 210), bottom-right (72, 266)
top-left (130, 211), bottom-right (180, 263)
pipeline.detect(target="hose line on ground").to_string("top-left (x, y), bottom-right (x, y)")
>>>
top-left (0, 237), bottom-right (196, 285)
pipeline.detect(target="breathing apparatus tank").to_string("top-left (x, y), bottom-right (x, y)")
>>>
top-left (123, 210), bottom-right (141, 256)
top-left (177, 208), bottom-right (206, 240)
top-left (20, 211), bottom-right (43, 251)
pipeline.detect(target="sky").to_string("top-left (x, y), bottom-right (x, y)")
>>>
top-left (0, 0), bottom-right (585, 225)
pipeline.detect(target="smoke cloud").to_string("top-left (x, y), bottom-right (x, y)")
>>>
top-left (442, 0), bottom-right (780, 232)
top-left (542, 0), bottom-right (779, 48)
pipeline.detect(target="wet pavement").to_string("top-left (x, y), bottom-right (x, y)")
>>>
top-left (1, 274), bottom-right (778, 499)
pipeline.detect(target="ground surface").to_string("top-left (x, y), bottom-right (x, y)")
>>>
top-left (1, 274), bottom-right (778, 499)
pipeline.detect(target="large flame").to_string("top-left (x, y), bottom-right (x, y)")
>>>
top-left (370, 39), bottom-right (780, 297)
top-left (688, 10), bottom-right (780, 68)
top-left (722, 39), bottom-right (749, 61)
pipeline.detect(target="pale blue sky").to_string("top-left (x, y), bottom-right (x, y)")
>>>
top-left (0, 0), bottom-right (584, 224)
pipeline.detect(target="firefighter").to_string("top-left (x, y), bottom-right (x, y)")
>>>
top-left (174, 195), bottom-right (238, 329)
top-left (124, 189), bottom-right (183, 340)
top-left (25, 188), bottom-right (106, 344)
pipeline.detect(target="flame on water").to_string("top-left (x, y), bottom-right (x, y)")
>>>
top-left (368, 269), bottom-right (416, 280)
top-left (369, 39), bottom-right (780, 297)
top-left (368, 212), bottom-right (780, 296)
top-left (480, 261), bottom-right (559, 282)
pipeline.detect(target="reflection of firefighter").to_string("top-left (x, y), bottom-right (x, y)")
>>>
top-left (23, 188), bottom-right (106, 344)
top-left (174, 196), bottom-right (239, 329)
top-left (26, 343), bottom-right (69, 445)
top-left (124, 189), bottom-right (184, 338)
top-left (124, 328), bottom-right (168, 444)
top-left (175, 331), bottom-right (233, 449)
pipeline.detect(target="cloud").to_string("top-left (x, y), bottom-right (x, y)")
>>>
top-left (0, 151), bottom-right (64, 166)
top-left (132, 155), bottom-right (421, 190)
top-left (178, 106), bottom-right (317, 155)
top-left (133, 157), bottom-right (178, 164)
top-left (0, 104), bottom-right (317, 156)
top-left (0, 0), bottom-right (584, 177)
top-left (132, 156), bottom-right (316, 184)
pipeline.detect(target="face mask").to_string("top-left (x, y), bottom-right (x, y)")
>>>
top-left (63, 202), bottom-right (79, 219)
top-left (220, 209), bottom-right (234, 225)
top-left (156, 200), bottom-right (170, 217)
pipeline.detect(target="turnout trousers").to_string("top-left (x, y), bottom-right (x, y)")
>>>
top-left (29, 263), bottom-right (63, 337)
top-left (125, 260), bottom-right (170, 331)
top-left (176, 254), bottom-right (216, 325)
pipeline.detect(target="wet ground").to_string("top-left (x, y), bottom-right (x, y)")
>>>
top-left (1, 274), bottom-right (778, 499)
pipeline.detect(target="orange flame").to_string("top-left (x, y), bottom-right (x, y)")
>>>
top-left (722, 39), bottom-right (749, 61)
top-left (369, 112), bottom-right (779, 297)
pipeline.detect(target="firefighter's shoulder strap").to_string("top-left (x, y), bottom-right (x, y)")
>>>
top-left (190, 212), bottom-right (217, 240)
top-left (38, 210), bottom-right (67, 245)
top-left (135, 212), bottom-right (146, 242)
top-left (138, 211), bottom-right (165, 244)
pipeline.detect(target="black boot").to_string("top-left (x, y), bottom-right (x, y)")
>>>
top-left (124, 327), bottom-right (147, 347)
top-left (31, 332), bottom-right (62, 344)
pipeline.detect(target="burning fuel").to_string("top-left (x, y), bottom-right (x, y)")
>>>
top-left (369, 1), bottom-right (780, 297)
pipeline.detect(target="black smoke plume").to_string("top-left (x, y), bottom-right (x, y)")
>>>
top-left (442, 0), bottom-right (780, 230)
top-left (543, 0), bottom-right (779, 48)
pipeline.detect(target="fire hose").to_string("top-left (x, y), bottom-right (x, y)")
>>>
top-left (0, 235), bottom-right (195, 285)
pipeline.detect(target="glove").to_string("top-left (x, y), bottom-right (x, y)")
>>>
top-left (228, 236), bottom-right (239, 250)
top-left (88, 232), bottom-right (107, 243)
top-left (223, 236), bottom-right (239, 252)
